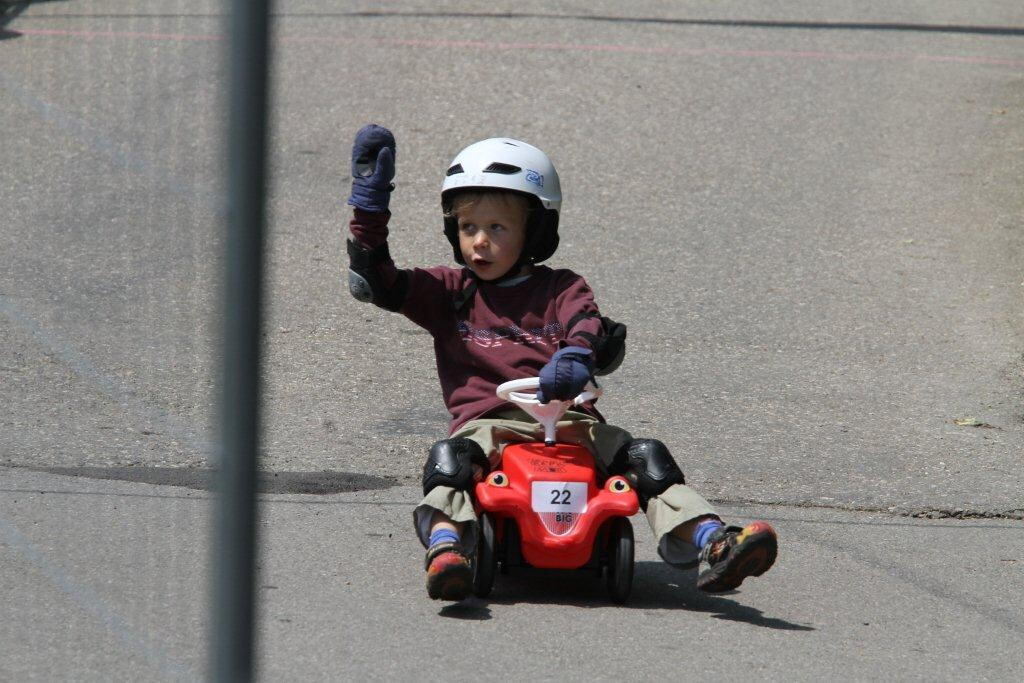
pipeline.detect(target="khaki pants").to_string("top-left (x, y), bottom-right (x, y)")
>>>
top-left (414, 409), bottom-right (718, 568)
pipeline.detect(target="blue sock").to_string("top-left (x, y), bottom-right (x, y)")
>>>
top-left (692, 518), bottom-right (724, 549)
top-left (429, 528), bottom-right (459, 548)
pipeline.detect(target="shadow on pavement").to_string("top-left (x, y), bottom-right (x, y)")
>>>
top-left (474, 561), bottom-right (814, 631)
top-left (0, 0), bottom-right (26, 30)
top-left (1, 0), bottom-right (70, 34)
top-left (438, 599), bottom-right (493, 621)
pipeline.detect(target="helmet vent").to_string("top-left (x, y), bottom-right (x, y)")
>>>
top-left (446, 164), bottom-right (464, 176)
top-left (483, 162), bottom-right (521, 175)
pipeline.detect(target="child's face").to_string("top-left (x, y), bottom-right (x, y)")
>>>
top-left (456, 195), bottom-right (529, 280)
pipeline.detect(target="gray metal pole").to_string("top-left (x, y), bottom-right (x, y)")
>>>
top-left (213, 0), bottom-right (271, 680)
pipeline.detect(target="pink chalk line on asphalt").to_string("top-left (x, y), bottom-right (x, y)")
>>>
top-left (11, 27), bottom-right (1024, 69)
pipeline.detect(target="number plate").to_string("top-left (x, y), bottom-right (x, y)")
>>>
top-left (531, 481), bottom-right (587, 513)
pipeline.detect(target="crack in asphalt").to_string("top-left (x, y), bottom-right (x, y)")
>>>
top-left (1, 466), bottom-right (1021, 521)
top-left (9, 10), bottom-right (1024, 37)
top-left (713, 496), bottom-right (1024, 521)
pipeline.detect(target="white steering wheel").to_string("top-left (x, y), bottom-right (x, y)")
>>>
top-left (495, 377), bottom-right (602, 445)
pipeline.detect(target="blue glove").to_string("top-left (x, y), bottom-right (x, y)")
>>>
top-left (537, 346), bottom-right (595, 404)
top-left (347, 124), bottom-right (396, 213)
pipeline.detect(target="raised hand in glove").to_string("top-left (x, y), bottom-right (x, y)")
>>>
top-left (536, 346), bottom-right (596, 404)
top-left (347, 124), bottom-right (396, 213)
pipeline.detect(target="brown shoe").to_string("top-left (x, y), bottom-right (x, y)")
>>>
top-left (425, 542), bottom-right (472, 601)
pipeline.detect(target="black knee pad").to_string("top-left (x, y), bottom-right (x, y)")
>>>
top-left (422, 438), bottom-right (491, 495)
top-left (611, 439), bottom-right (685, 511)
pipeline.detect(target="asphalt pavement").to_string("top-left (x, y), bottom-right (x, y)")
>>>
top-left (1, 1), bottom-right (1022, 680)
top-left (3, 467), bottom-right (1023, 680)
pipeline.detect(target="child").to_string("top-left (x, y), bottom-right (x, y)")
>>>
top-left (345, 124), bottom-right (778, 601)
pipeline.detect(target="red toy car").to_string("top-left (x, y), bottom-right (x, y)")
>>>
top-left (472, 378), bottom-right (640, 603)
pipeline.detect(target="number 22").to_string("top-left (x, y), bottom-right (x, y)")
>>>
top-left (550, 488), bottom-right (572, 505)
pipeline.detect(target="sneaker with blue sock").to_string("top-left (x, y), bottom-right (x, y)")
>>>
top-left (696, 520), bottom-right (778, 593)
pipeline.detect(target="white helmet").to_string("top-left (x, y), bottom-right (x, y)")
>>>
top-left (441, 138), bottom-right (562, 265)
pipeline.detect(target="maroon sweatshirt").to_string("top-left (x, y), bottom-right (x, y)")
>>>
top-left (350, 209), bottom-right (606, 433)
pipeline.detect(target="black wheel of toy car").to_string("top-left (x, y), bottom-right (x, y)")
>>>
top-left (473, 512), bottom-right (497, 597)
top-left (606, 517), bottom-right (634, 604)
